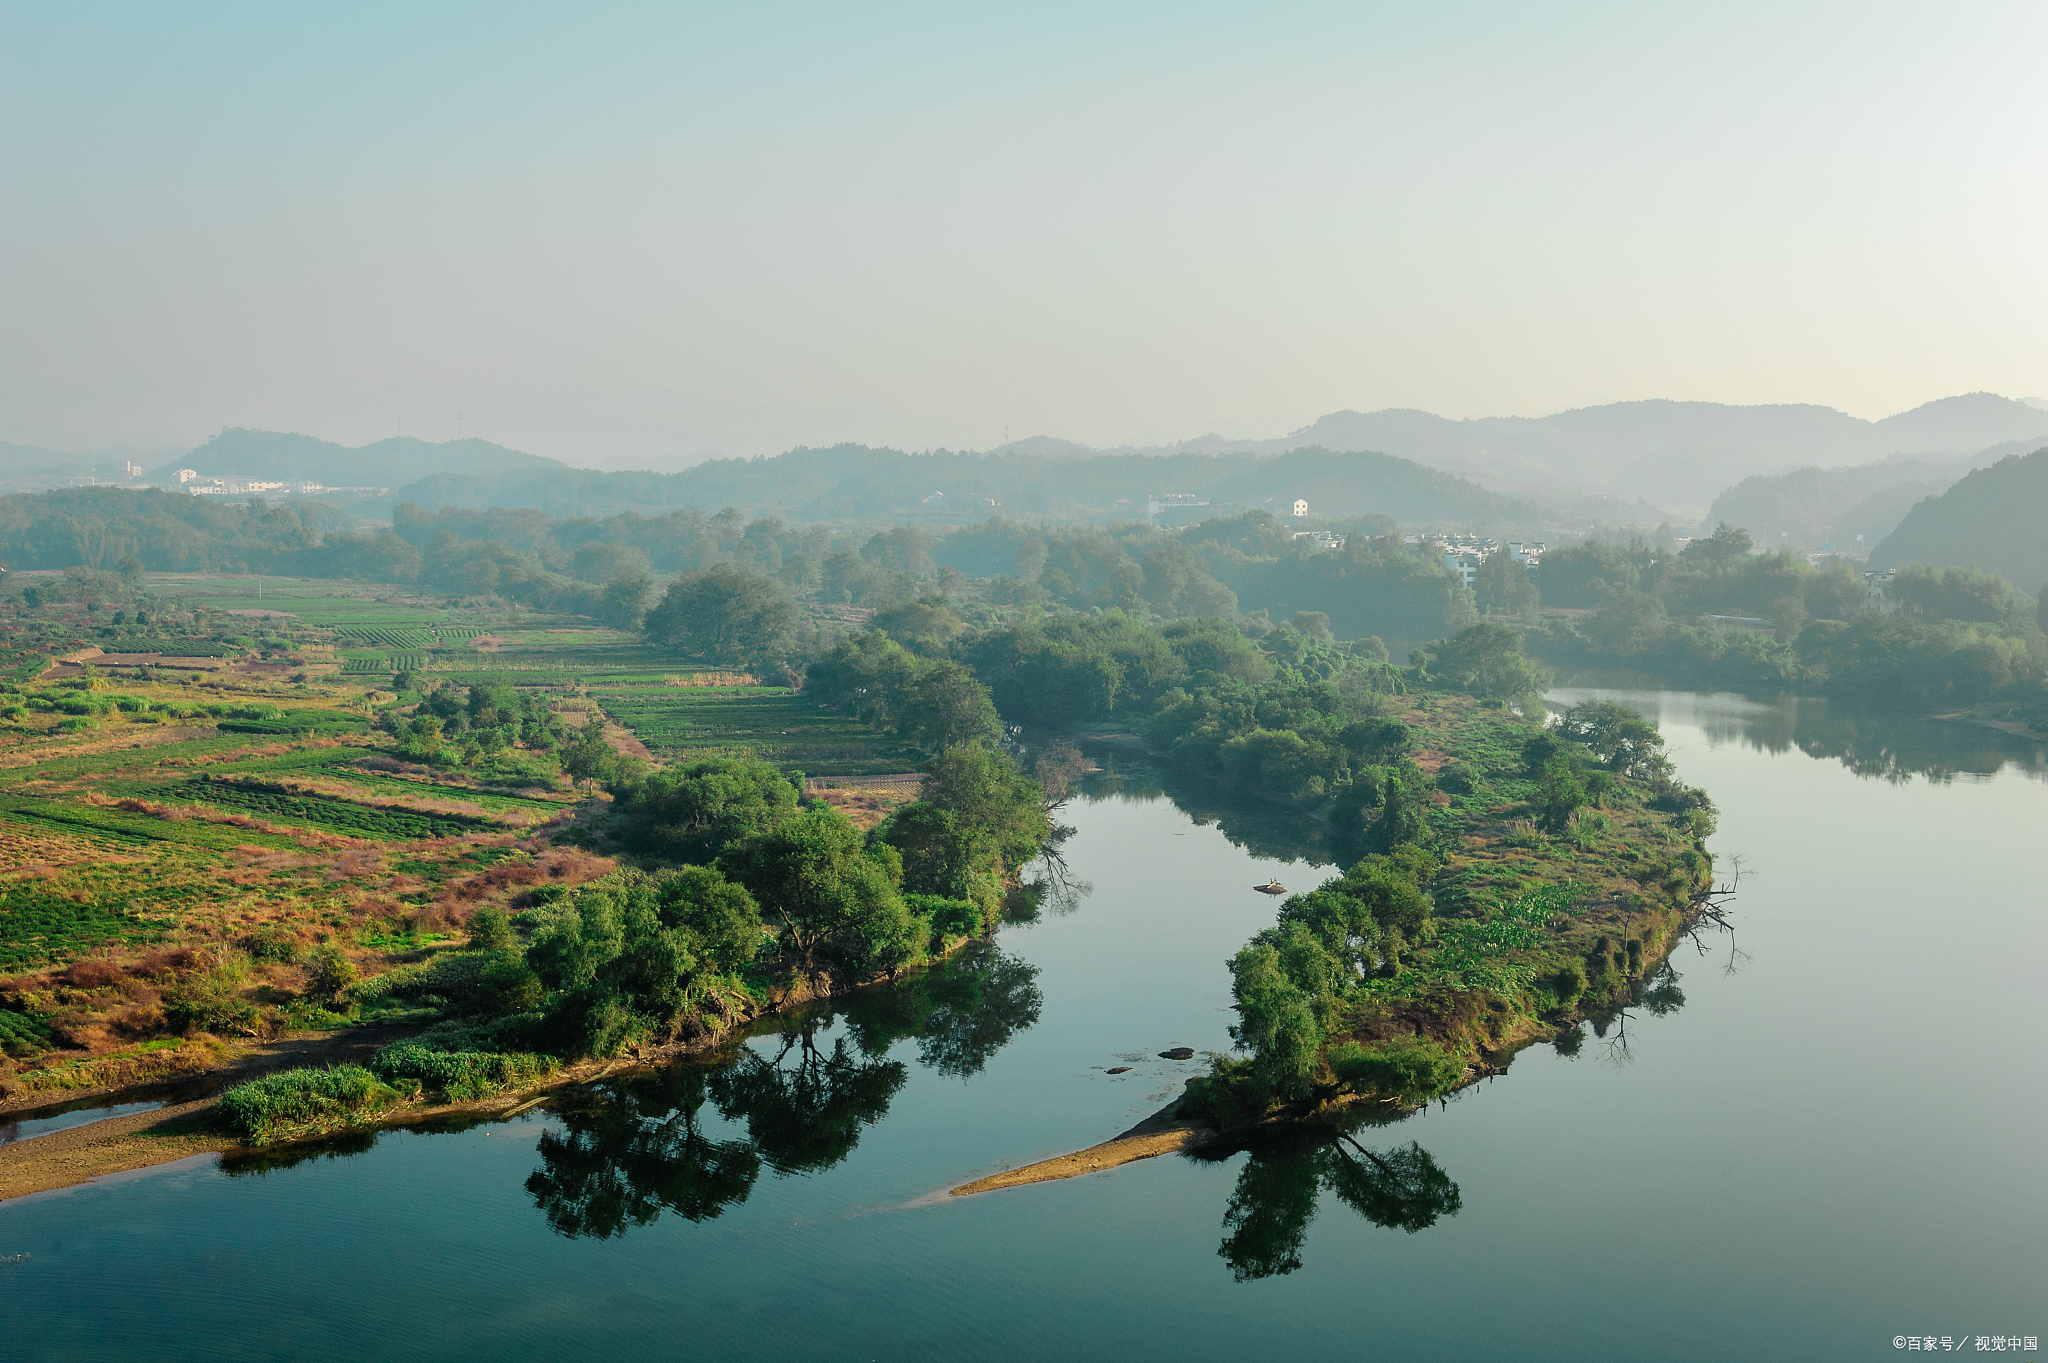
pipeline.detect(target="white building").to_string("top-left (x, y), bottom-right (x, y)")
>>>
top-left (1145, 492), bottom-right (1208, 518)
top-left (1292, 498), bottom-right (1308, 517)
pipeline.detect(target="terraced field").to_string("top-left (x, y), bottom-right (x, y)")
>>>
top-left (591, 685), bottom-right (920, 775)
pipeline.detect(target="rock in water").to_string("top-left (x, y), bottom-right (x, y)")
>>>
top-left (1158, 1047), bottom-right (1195, 1060)
top-left (1106, 1066), bottom-right (1132, 1074)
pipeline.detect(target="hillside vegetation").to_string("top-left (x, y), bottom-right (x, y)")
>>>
top-left (1869, 447), bottom-right (2048, 592)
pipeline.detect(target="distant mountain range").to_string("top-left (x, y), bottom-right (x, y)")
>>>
top-left (390, 442), bottom-right (1552, 529)
top-left (1040, 393), bottom-right (2048, 514)
top-left (153, 429), bottom-right (566, 488)
top-left (7, 392), bottom-right (2046, 545)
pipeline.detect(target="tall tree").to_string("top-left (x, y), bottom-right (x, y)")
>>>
top-left (719, 808), bottom-right (920, 976)
top-left (643, 565), bottom-right (797, 673)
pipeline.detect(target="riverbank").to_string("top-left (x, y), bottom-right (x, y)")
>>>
top-left (0, 928), bottom-right (1001, 1201)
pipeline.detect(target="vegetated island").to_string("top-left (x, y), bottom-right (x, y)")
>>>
top-left (929, 615), bottom-right (1720, 1194)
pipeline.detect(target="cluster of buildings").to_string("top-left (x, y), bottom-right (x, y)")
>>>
top-left (166, 470), bottom-right (388, 498)
top-left (1414, 535), bottom-right (1545, 588)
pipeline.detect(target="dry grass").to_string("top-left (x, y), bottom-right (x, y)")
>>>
top-left (806, 774), bottom-right (921, 830)
top-left (4, 1037), bottom-right (230, 1096)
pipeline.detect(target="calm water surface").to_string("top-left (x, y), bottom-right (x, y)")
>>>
top-left (3, 691), bottom-right (2043, 1361)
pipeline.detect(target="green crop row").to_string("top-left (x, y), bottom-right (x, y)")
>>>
top-left (171, 777), bottom-right (501, 840)
top-left (0, 876), bottom-right (178, 971)
top-left (0, 1006), bottom-right (54, 1056)
top-left (591, 687), bottom-right (921, 775)
top-left (339, 627), bottom-right (437, 648)
top-left (0, 795), bottom-right (300, 853)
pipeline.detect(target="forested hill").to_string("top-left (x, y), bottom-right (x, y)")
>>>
top-left (1702, 455), bottom-right (1972, 551)
top-left (165, 430), bottom-right (566, 488)
top-left (1868, 447), bottom-right (2048, 591)
top-left (394, 442), bottom-right (1550, 528)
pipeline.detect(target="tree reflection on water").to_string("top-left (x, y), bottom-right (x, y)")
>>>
top-left (526, 943), bottom-right (1041, 1238)
top-left (1194, 1115), bottom-right (1465, 1282)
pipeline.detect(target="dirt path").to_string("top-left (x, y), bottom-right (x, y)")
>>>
top-left (950, 1098), bottom-right (1213, 1196)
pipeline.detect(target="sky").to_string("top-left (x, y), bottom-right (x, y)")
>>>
top-left (2, 2), bottom-right (2044, 464)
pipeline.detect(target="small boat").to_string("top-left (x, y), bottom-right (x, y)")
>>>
top-left (1253, 879), bottom-right (1287, 895)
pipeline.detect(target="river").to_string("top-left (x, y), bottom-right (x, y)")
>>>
top-left (2, 690), bottom-right (2043, 1360)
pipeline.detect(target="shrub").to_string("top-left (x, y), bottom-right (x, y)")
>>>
top-left (351, 949), bottom-right (534, 1016)
top-left (305, 944), bottom-right (359, 1000)
top-left (1435, 760), bottom-right (1480, 794)
top-left (369, 1041), bottom-right (557, 1102)
top-left (1327, 1036), bottom-right (1466, 1103)
top-left (1178, 1054), bottom-right (1273, 1127)
top-left (1550, 959), bottom-right (1588, 1004)
top-left (217, 1064), bottom-right (403, 1144)
top-left (466, 904), bottom-right (515, 950)
top-left (240, 925), bottom-right (303, 964)
top-left (906, 893), bottom-right (983, 944)
top-left (163, 948), bottom-right (262, 1036)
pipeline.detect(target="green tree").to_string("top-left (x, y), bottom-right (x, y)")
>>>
top-left (601, 572), bottom-right (656, 630)
top-left (1888, 563), bottom-right (2021, 624)
top-left (561, 717), bottom-right (615, 793)
top-left (1362, 766), bottom-right (1433, 852)
top-left (1535, 754), bottom-right (1587, 832)
top-left (913, 743), bottom-right (1049, 878)
top-left (895, 660), bottom-right (1004, 753)
top-left (643, 565), bottom-right (797, 672)
top-left (525, 868), bottom-right (764, 1057)
top-left (616, 756), bottom-right (800, 860)
top-left (1473, 552), bottom-right (1538, 615)
top-left (804, 631), bottom-right (922, 727)
top-left (719, 807), bottom-right (921, 977)
top-left (1227, 942), bottom-right (1323, 1099)
top-left (866, 594), bottom-right (964, 655)
top-left (1426, 622), bottom-right (1548, 701)
top-left (1680, 521), bottom-right (1754, 568)
top-left (1556, 700), bottom-right (1671, 778)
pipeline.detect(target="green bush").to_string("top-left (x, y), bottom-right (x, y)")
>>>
top-left (217, 1064), bottom-right (403, 1144)
top-left (350, 949), bottom-right (538, 1017)
top-left (369, 1041), bottom-right (558, 1102)
top-left (466, 904), bottom-right (515, 950)
top-left (163, 948), bottom-right (263, 1036)
top-left (305, 944), bottom-right (359, 999)
top-left (1435, 760), bottom-right (1480, 794)
top-left (1178, 1054), bottom-right (1273, 1127)
top-left (1327, 1036), bottom-right (1466, 1103)
top-left (1550, 959), bottom-right (1588, 1004)
top-left (906, 893), bottom-right (983, 944)
top-left (239, 925), bottom-right (303, 964)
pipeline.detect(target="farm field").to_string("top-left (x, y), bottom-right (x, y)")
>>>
top-left (590, 683), bottom-right (921, 775)
top-left (0, 575), bottom-right (914, 1094)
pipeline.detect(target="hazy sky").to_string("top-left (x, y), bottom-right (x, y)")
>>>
top-left (3, 2), bottom-right (2044, 461)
